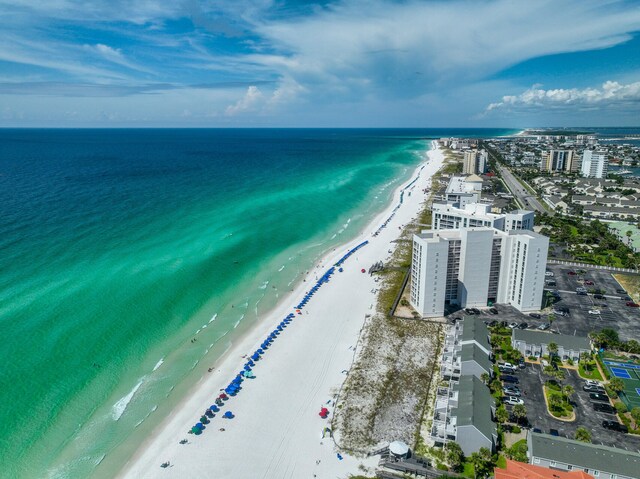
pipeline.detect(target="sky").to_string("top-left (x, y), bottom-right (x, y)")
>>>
top-left (1, 0), bottom-right (640, 127)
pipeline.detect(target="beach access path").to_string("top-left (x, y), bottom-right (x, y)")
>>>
top-left (118, 142), bottom-right (445, 479)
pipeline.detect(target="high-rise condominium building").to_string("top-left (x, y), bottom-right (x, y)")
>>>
top-left (580, 150), bottom-right (608, 178)
top-left (463, 150), bottom-right (488, 175)
top-left (410, 228), bottom-right (549, 317)
top-left (431, 203), bottom-right (534, 232)
top-left (540, 150), bottom-right (577, 173)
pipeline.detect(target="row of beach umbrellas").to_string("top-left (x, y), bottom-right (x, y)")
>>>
top-left (190, 243), bottom-right (367, 436)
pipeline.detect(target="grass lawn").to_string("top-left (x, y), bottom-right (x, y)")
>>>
top-left (462, 461), bottom-right (475, 478)
top-left (613, 274), bottom-right (640, 302)
top-left (578, 361), bottom-right (603, 381)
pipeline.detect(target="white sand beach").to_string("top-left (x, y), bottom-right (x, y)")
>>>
top-left (117, 141), bottom-right (445, 479)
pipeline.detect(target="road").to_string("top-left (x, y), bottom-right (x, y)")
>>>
top-left (495, 163), bottom-right (547, 213)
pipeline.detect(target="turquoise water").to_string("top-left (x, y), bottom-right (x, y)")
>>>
top-left (0, 128), bottom-right (514, 478)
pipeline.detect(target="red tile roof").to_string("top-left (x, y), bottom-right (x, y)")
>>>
top-left (494, 459), bottom-right (594, 479)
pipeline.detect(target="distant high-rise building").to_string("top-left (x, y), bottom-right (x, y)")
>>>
top-left (410, 228), bottom-right (549, 317)
top-left (580, 150), bottom-right (608, 178)
top-left (540, 150), bottom-right (575, 173)
top-left (463, 149), bottom-right (488, 174)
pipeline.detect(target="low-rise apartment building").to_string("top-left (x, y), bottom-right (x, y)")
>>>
top-left (528, 432), bottom-right (640, 479)
top-left (512, 330), bottom-right (591, 362)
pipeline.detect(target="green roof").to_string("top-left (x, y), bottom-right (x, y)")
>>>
top-left (461, 343), bottom-right (492, 374)
top-left (461, 317), bottom-right (491, 351)
top-left (530, 432), bottom-right (640, 479)
top-left (512, 329), bottom-right (590, 352)
top-left (453, 375), bottom-right (496, 441)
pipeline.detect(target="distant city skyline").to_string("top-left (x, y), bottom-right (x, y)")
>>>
top-left (1, 0), bottom-right (639, 127)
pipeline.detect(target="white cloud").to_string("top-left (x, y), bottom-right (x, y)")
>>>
top-left (486, 80), bottom-right (640, 112)
top-left (225, 86), bottom-right (265, 116)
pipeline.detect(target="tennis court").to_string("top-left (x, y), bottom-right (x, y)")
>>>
top-left (602, 358), bottom-right (640, 410)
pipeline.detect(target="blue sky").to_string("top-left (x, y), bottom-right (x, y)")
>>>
top-left (1, 0), bottom-right (639, 127)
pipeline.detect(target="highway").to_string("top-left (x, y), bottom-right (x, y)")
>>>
top-left (495, 163), bottom-right (547, 213)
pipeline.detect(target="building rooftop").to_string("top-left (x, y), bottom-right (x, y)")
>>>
top-left (529, 432), bottom-right (640, 479)
top-left (461, 316), bottom-right (491, 351)
top-left (494, 459), bottom-right (593, 479)
top-left (512, 330), bottom-right (590, 351)
top-left (453, 375), bottom-right (496, 441)
top-left (461, 343), bottom-right (492, 373)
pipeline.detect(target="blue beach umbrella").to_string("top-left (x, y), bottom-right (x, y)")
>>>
top-left (223, 411), bottom-right (234, 419)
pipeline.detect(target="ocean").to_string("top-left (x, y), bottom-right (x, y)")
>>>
top-left (0, 128), bottom-right (514, 478)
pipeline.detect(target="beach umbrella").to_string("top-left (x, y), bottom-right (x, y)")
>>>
top-left (196, 422), bottom-right (204, 429)
top-left (210, 405), bottom-right (219, 412)
top-left (361, 268), bottom-right (366, 273)
top-left (200, 416), bottom-right (209, 424)
top-left (223, 411), bottom-right (234, 419)
top-left (205, 410), bottom-right (214, 418)
top-left (192, 426), bottom-right (202, 435)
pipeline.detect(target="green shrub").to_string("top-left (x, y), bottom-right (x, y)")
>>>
top-left (528, 356), bottom-right (537, 361)
top-left (512, 426), bottom-right (521, 434)
top-left (437, 463), bottom-right (449, 471)
top-left (615, 402), bottom-right (628, 414)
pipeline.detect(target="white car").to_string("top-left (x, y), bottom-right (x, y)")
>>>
top-left (588, 309), bottom-right (601, 315)
top-left (504, 396), bottom-right (524, 406)
top-left (585, 380), bottom-right (600, 387)
top-left (545, 271), bottom-right (554, 277)
top-left (508, 322), bottom-right (518, 329)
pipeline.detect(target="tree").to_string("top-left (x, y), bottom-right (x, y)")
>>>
top-left (512, 404), bottom-right (527, 424)
top-left (631, 407), bottom-right (640, 426)
top-left (445, 441), bottom-right (464, 472)
top-left (543, 365), bottom-right (556, 377)
top-left (575, 427), bottom-right (592, 443)
top-left (470, 447), bottom-right (493, 479)
top-left (609, 378), bottom-right (625, 395)
top-left (480, 373), bottom-right (490, 385)
top-left (563, 385), bottom-right (575, 404)
top-left (548, 393), bottom-right (563, 411)
top-left (548, 342), bottom-right (559, 358)
top-left (507, 441), bottom-right (528, 462)
top-left (495, 405), bottom-right (509, 424)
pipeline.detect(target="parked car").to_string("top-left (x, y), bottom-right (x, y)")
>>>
top-left (508, 322), bottom-right (518, 329)
top-left (504, 396), bottom-right (524, 406)
top-left (617, 289), bottom-right (627, 294)
top-left (532, 428), bottom-right (542, 433)
top-left (528, 313), bottom-right (541, 319)
top-left (584, 280), bottom-right (594, 286)
top-left (500, 321), bottom-right (508, 328)
top-left (585, 380), bottom-right (600, 387)
top-left (518, 358), bottom-right (526, 369)
top-left (593, 403), bottom-right (617, 414)
top-left (590, 393), bottom-right (610, 402)
top-left (622, 296), bottom-right (632, 301)
top-left (488, 320), bottom-right (498, 327)
top-left (546, 280), bottom-right (557, 286)
top-left (626, 301), bottom-right (640, 308)
top-left (537, 323), bottom-right (550, 331)
top-left (499, 365), bottom-right (517, 373)
top-left (518, 322), bottom-right (528, 329)
top-left (568, 271), bottom-right (577, 276)
top-left (584, 384), bottom-right (605, 393)
top-left (545, 271), bottom-right (554, 277)
top-left (471, 308), bottom-right (481, 314)
top-left (552, 308), bottom-right (568, 316)
top-left (465, 308), bottom-right (475, 314)
top-left (549, 428), bottom-right (560, 436)
top-left (503, 387), bottom-right (521, 396)
top-left (501, 375), bottom-right (520, 384)
top-left (576, 287), bottom-right (587, 293)
top-left (594, 294), bottom-right (604, 299)
top-left (602, 420), bottom-right (628, 433)
top-left (588, 310), bottom-right (601, 315)
top-left (577, 291), bottom-right (588, 296)
top-left (489, 308), bottom-right (499, 315)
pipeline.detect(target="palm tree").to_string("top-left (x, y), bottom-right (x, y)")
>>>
top-left (480, 373), bottom-right (490, 385)
top-left (495, 405), bottom-right (509, 424)
top-left (609, 378), bottom-right (625, 395)
top-left (548, 342), bottom-right (559, 359)
top-left (575, 427), bottom-right (592, 443)
top-left (548, 393), bottom-right (563, 411)
top-left (512, 404), bottom-right (527, 424)
top-left (562, 385), bottom-right (574, 405)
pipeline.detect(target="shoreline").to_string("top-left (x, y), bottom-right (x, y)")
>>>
top-left (115, 141), bottom-right (445, 479)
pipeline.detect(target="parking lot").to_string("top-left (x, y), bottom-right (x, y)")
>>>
top-left (543, 264), bottom-right (640, 341)
top-left (462, 264), bottom-right (640, 341)
top-left (505, 363), bottom-right (640, 451)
